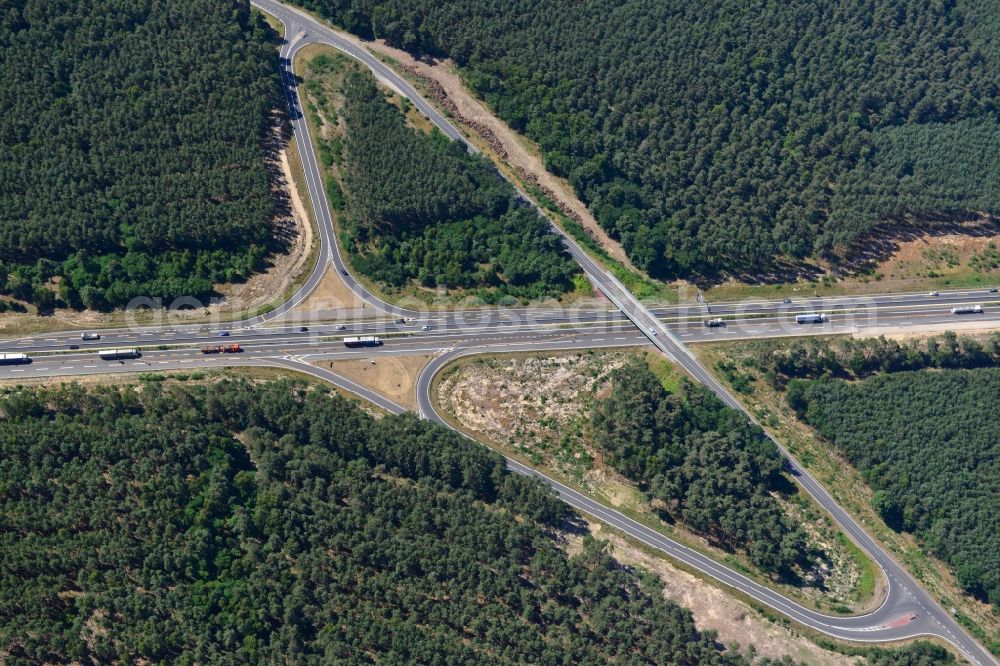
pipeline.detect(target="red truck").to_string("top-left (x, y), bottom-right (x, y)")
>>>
top-left (201, 344), bottom-right (242, 354)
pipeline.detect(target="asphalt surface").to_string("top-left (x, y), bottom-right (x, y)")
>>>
top-left (2, 0), bottom-right (993, 660)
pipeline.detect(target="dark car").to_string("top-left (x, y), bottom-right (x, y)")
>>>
top-left (68, 344), bottom-right (80, 350)
top-left (218, 331), bottom-right (230, 337)
top-left (299, 326), bottom-right (309, 332)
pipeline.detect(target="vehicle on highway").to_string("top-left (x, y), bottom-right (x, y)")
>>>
top-left (299, 326), bottom-right (309, 332)
top-left (98, 348), bottom-right (140, 360)
top-left (928, 291), bottom-right (940, 296)
top-left (218, 331), bottom-right (230, 337)
top-left (80, 332), bottom-right (100, 340)
top-left (343, 336), bottom-right (382, 348)
top-left (396, 318), bottom-right (406, 324)
top-left (341, 270), bottom-right (348, 276)
top-left (951, 305), bottom-right (983, 315)
top-left (68, 344), bottom-right (79, 350)
top-left (421, 325), bottom-right (432, 331)
top-left (704, 318), bottom-right (725, 328)
top-left (782, 298), bottom-right (792, 303)
top-left (649, 328), bottom-right (658, 336)
top-left (201, 344), bottom-right (243, 354)
top-left (335, 324), bottom-right (346, 330)
top-left (795, 313), bottom-right (827, 324)
top-left (990, 288), bottom-right (998, 293)
top-left (0, 353), bottom-right (30, 365)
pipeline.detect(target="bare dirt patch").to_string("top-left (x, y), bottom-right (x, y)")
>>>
top-left (437, 350), bottom-right (635, 480)
top-left (572, 521), bottom-right (857, 665)
top-left (854, 319), bottom-right (1000, 339)
top-left (293, 265), bottom-right (368, 318)
top-left (870, 231), bottom-right (1000, 283)
top-left (320, 354), bottom-right (432, 411)
top-left (707, 225), bottom-right (1000, 302)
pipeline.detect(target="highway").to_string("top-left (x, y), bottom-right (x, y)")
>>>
top-left (8, 288), bottom-right (1000, 354)
top-left (250, 6), bottom-right (1000, 658)
top-left (1, 0), bottom-right (993, 661)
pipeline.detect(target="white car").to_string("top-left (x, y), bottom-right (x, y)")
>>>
top-left (335, 325), bottom-right (346, 330)
top-left (928, 291), bottom-right (940, 296)
top-left (421, 325), bottom-right (432, 331)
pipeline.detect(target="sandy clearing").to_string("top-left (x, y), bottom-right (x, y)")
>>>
top-left (874, 231), bottom-right (1000, 281)
top-left (575, 521), bottom-right (857, 665)
top-left (320, 354), bottom-right (433, 411)
top-left (854, 319), bottom-right (1000, 340)
top-left (437, 351), bottom-right (634, 467)
top-left (293, 265), bottom-right (368, 319)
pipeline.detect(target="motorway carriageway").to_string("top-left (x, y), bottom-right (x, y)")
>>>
top-left (0, 329), bottom-right (647, 383)
top-left (6, 292), bottom-right (1000, 358)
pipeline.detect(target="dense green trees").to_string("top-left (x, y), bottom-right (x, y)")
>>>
top-left (0, 379), bottom-right (757, 664)
top-left (753, 331), bottom-right (1000, 386)
top-left (294, 0), bottom-right (1000, 279)
top-left (591, 360), bottom-right (809, 576)
top-left (0, 0), bottom-right (282, 309)
top-left (336, 71), bottom-right (578, 301)
top-left (788, 369), bottom-right (1000, 608)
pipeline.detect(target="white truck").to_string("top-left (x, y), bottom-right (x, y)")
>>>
top-left (951, 305), bottom-right (983, 315)
top-left (795, 313), bottom-right (827, 324)
top-left (343, 336), bottom-right (382, 348)
top-left (0, 353), bottom-right (29, 365)
top-left (98, 348), bottom-right (140, 360)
